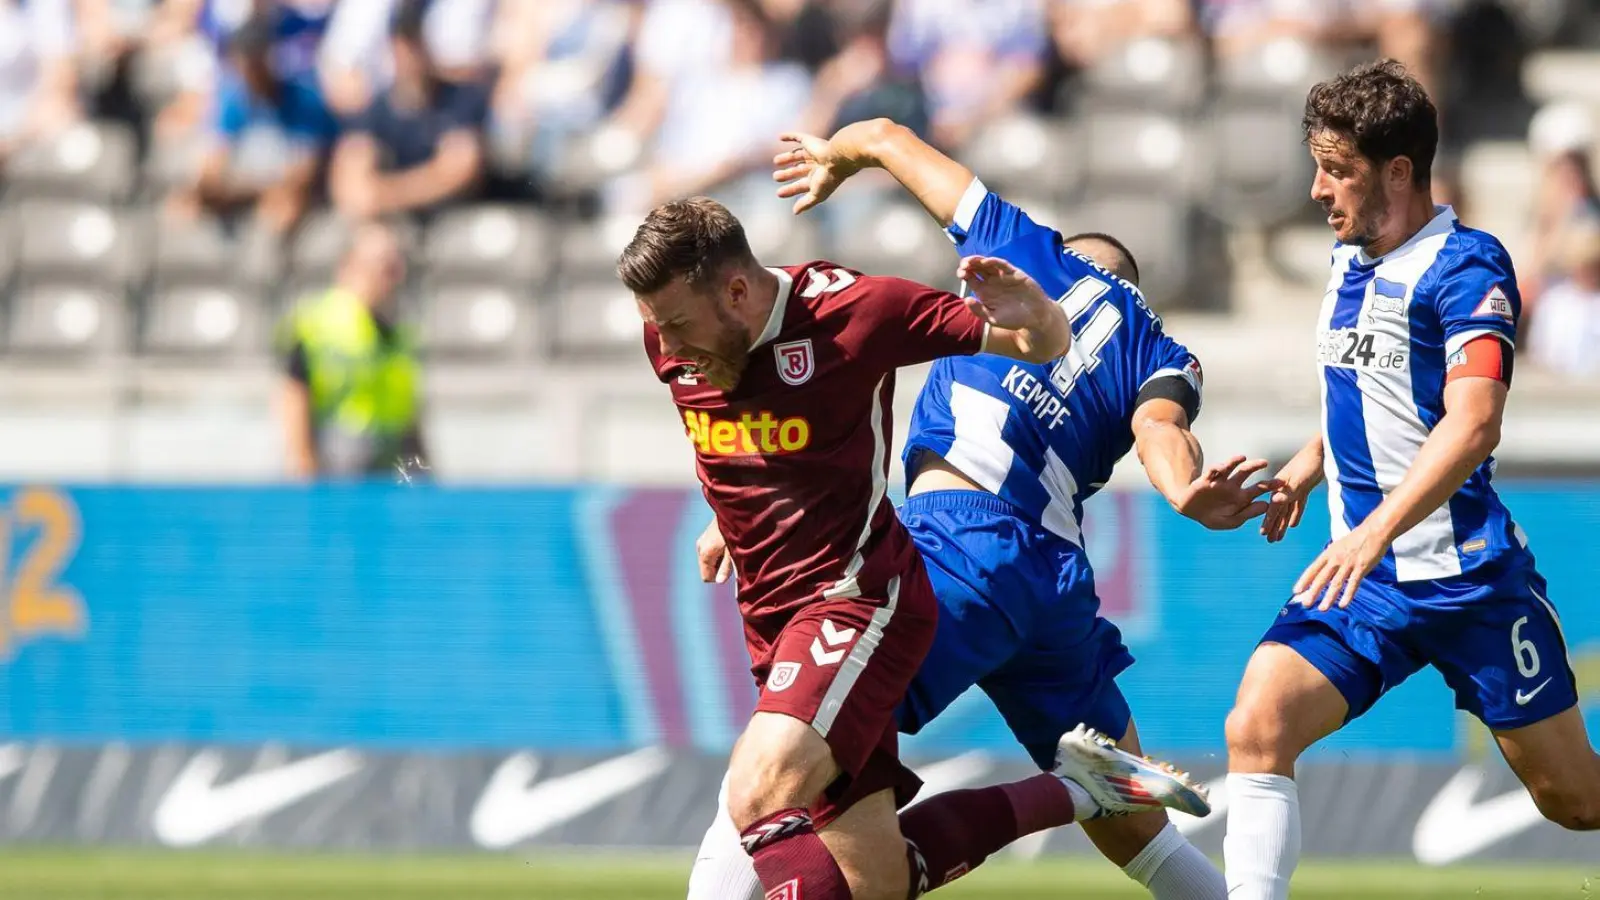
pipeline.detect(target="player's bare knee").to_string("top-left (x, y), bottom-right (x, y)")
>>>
top-left (1225, 703), bottom-right (1293, 770)
top-left (1527, 781), bottom-right (1600, 831)
top-left (725, 716), bottom-right (836, 830)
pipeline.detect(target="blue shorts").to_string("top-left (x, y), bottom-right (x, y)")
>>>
top-left (1262, 555), bottom-right (1577, 731)
top-left (896, 491), bottom-right (1134, 770)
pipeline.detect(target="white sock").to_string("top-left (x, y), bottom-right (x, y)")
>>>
top-left (1123, 821), bottom-right (1227, 900)
top-left (1058, 775), bottom-right (1101, 821)
top-left (1222, 773), bottom-right (1300, 900)
top-left (687, 774), bottom-right (763, 900)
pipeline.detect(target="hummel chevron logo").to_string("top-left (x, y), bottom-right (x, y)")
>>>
top-left (810, 619), bottom-right (855, 666)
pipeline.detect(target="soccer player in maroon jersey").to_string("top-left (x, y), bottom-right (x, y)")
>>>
top-left (619, 197), bottom-right (1207, 900)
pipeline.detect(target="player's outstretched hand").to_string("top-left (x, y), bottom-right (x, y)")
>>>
top-left (1261, 443), bottom-right (1325, 543)
top-left (695, 518), bottom-right (733, 584)
top-left (958, 256), bottom-right (1047, 328)
top-left (774, 132), bottom-right (859, 215)
top-left (1174, 455), bottom-right (1280, 531)
top-left (1293, 525), bottom-right (1387, 612)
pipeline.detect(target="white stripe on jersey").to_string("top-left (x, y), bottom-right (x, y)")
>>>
top-left (1350, 226), bottom-right (1463, 580)
top-left (1040, 447), bottom-right (1083, 545)
top-left (944, 383), bottom-right (1013, 495)
top-left (1319, 248), bottom-right (1356, 542)
top-left (824, 377), bottom-right (891, 600)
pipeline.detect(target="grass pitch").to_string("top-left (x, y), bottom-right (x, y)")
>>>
top-left (4, 850), bottom-right (1596, 899)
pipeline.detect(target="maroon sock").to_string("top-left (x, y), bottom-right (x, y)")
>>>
top-left (899, 774), bottom-right (1076, 896)
top-left (740, 808), bottom-right (853, 900)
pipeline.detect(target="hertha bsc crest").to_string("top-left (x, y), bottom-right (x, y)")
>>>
top-left (768, 661), bottom-right (801, 692)
top-left (775, 340), bottom-right (814, 386)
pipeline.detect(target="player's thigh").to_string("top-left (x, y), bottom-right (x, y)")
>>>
top-left (1080, 717), bottom-right (1173, 868)
top-left (725, 711), bottom-right (841, 829)
top-left (982, 615), bottom-right (1135, 770)
top-left (819, 787), bottom-right (910, 900)
top-left (1226, 641), bottom-right (1350, 773)
top-left (1494, 706), bottom-right (1600, 830)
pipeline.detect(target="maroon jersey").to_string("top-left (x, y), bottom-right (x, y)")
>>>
top-left (645, 262), bottom-right (988, 639)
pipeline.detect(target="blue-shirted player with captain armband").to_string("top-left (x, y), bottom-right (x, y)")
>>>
top-left (1219, 61), bottom-right (1600, 900)
top-left (685, 118), bottom-right (1279, 899)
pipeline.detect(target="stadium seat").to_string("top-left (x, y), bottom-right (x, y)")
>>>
top-left (14, 201), bottom-right (149, 287)
top-left (4, 121), bottom-right (139, 203)
top-left (5, 283), bottom-right (128, 357)
top-left (1203, 101), bottom-right (1316, 228)
top-left (1081, 111), bottom-right (1194, 198)
top-left (1214, 38), bottom-right (1350, 101)
top-left (550, 276), bottom-right (646, 359)
top-left (141, 133), bottom-right (206, 201)
top-left (741, 208), bottom-right (823, 265)
top-left (151, 215), bottom-right (283, 288)
top-left (423, 205), bottom-right (551, 285)
top-left (139, 283), bottom-right (267, 359)
top-left (1081, 37), bottom-right (1208, 112)
top-left (417, 281), bottom-right (538, 360)
top-left (558, 211), bottom-right (642, 281)
top-left (288, 210), bottom-right (354, 282)
top-left (956, 114), bottom-right (1083, 200)
top-left (1061, 194), bottom-right (1201, 309)
top-left (832, 200), bottom-right (956, 290)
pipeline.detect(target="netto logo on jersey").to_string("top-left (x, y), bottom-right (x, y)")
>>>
top-left (683, 410), bottom-right (812, 456)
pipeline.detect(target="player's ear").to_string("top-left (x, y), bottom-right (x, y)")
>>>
top-left (1388, 155), bottom-right (1415, 191)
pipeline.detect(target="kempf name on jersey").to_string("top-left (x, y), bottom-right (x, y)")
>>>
top-left (683, 410), bottom-right (812, 456)
top-left (1318, 328), bottom-right (1409, 372)
top-left (1001, 365), bottom-right (1071, 428)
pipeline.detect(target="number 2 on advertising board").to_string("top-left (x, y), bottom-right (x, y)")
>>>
top-left (0, 488), bottom-right (85, 660)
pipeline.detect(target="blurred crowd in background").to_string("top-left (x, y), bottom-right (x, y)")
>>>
top-left (0, 0), bottom-right (1599, 480)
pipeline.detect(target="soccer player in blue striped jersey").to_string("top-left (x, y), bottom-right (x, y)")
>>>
top-left (1218, 61), bottom-right (1600, 900)
top-left (687, 121), bottom-right (1280, 898)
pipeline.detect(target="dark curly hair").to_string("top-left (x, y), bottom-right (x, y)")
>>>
top-left (1303, 59), bottom-right (1438, 187)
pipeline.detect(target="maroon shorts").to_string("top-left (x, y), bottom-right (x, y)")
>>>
top-left (748, 570), bottom-right (938, 828)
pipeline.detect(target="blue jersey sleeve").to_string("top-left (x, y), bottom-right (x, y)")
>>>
top-left (1123, 294), bottom-right (1203, 417)
top-left (1427, 234), bottom-right (1520, 354)
top-left (944, 179), bottom-right (1052, 259)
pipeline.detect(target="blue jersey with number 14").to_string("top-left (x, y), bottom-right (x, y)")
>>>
top-left (904, 181), bottom-right (1201, 545)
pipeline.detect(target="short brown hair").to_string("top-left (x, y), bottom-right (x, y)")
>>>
top-left (1303, 59), bottom-right (1437, 187)
top-left (616, 197), bottom-right (756, 294)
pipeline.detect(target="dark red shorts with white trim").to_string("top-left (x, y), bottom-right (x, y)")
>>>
top-left (747, 568), bottom-right (938, 828)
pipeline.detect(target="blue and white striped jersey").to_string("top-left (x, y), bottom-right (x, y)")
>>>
top-left (1318, 206), bottom-right (1529, 582)
top-left (904, 180), bottom-right (1201, 545)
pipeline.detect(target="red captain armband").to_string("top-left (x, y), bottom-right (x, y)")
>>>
top-left (1446, 334), bottom-right (1514, 386)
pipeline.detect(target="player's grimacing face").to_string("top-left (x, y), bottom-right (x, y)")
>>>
top-left (1308, 131), bottom-right (1386, 248)
top-left (638, 279), bottom-right (751, 390)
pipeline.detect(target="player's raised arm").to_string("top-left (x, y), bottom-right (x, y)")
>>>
top-left (775, 118), bottom-right (973, 224)
top-left (958, 256), bottom-right (1069, 363)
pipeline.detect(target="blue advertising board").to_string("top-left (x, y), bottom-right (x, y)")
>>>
top-left (1, 484), bottom-right (1595, 758)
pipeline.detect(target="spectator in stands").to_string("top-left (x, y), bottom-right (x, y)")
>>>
top-left (607, 0), bottom-right (820, 212)
top-left (167, 14), bottom-right (335, 235)
top-left (1527, 102), bottom-right (1600, 300)
top-left (885, 0), bottom-right (1048, 149)
top-left (0, 0), bottom-right (81, 162)
top-left (488, 0), bottom-right (635, 186)
top-left (1199, 0), bottom-right (1445, 103)
top-left (328, 0), bottom-right (489, 221)
top-left (320, 0), bottom-right (497, 118)
top-left (277, 219), bottom-right (427, 480)
top-left (1528, 224), bottom-right (1600, 378)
